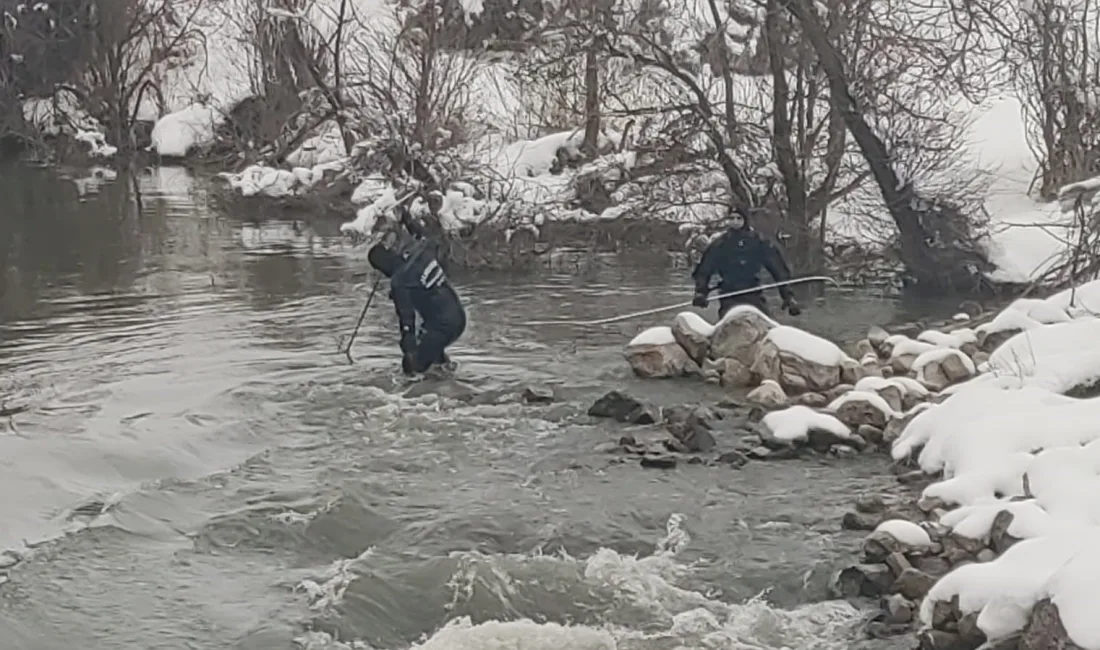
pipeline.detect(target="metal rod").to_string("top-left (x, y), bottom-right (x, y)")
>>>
top-left (520, 275), bottom-right (839, 327)
top-left (343, 275), bottom-right (383, 362)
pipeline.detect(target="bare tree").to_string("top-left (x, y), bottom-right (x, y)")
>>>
top-left (779, 0), bottom-right (1000, 293)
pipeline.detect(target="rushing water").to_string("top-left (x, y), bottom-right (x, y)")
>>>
top-left (0, 165), bottom-right (957, 649)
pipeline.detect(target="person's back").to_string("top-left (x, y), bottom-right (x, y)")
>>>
top-left (389, 238), bottom-right (466, 334)
top-left (368, 220), bottom-right (467, 375)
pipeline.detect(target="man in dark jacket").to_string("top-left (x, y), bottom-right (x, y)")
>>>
top-left (367, 208), bottom-right (467, 375)
top-left (691, 207), bottom-right (802, 319)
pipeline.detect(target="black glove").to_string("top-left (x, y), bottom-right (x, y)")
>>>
top-left (783, 297), bottom-right (802, 317)
top-left (692, 292), bottom-right (709, 308)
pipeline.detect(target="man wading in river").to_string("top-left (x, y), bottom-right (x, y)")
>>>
top-left (368, 206), bottom-right (467, 376)
top-left (691, 206), bottom-right (803, 319)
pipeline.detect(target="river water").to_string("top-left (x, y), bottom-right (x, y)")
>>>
top-left (0, 165), bottom-right (955, 649)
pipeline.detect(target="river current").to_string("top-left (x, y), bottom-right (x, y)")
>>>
top-left (0, 165), bottom-right (953, 649)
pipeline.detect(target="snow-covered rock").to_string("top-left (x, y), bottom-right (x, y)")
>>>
top-left (671, 311), bottom-right (713, 365)
top-left (887, 336), bottom-right (939, 374)
top-left (913, 348), bottom-right (977, 392)
top-left (757, 405), bottom-right (862, 451)
top-left (750, 326), bottom-right (853, 394)
top-left (708, 305), bottom-right (777, 364)
top-left (622, 327), bottom-right (698, 379)
top-left (746, 379), bottom-right (788, 409)
top-left (888, 286), bottom-right (1100, 647)
top-left (828, 390), bottom-right (899, 429)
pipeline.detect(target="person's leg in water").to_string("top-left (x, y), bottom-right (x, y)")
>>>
top-left (717, 291), bottom-right (768, 319)
top-left (411, 313), bottom-right (466, 374)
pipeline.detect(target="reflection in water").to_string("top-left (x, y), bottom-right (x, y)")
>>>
top-left (0, 164), bottom-right (954, 650)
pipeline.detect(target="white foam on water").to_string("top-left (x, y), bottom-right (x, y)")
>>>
top-left (296, 514), bottom-right (868, 650)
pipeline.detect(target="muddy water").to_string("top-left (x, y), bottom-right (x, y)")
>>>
top-left (0, 165), bottom-right (953, 649)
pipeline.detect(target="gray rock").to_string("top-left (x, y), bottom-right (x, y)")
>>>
top-left (716, 450), bottom-right (749, 468)
top-left (882, 593), bottom-right (916, 625)
top-left (746, 380), bottom-right (788, 409)
top-left (843, 511), bottom-right (884, 531)
top-left (825, 383), bottom-right (855, 402)
top-left (858, 424), bottom-right (885, 446)
top-left (671, 312), bottom-right (712, 365)
top-left (809, 429), bottom-right (866, 453)
top-left (0, 551), bottom-right (18, 570)
top-left (792, 391), bottom-right (828, 407)
top-left (522, 385), bottom-right (556, 404)
top-left (666, 420), bottom-right (716, 453)
top-left (865, 621), bottom-right (914, 639)
top-left (868, 325), bottom-right (891, 355)
top-left (640, 456), bottom-right (677, 470)
top-left (856, 494), bottom-right (887, 514)
top-left (915, 556), bottom-right (953, 577)
top-left (709, 307), bottom-right (775, 363)
top-left (717, 358), bottom-right (753, 389)
top-left (885, 551), bottom-right (914, 579)
top-left (918, 630), bottom-right (971, 650)
top-left (1020, 599), bottom-right (1085, 650)
top-left (990, 510), bottom-right (1021, 554)
top-left (932, 595), bottom-right (962, 630)
top-left (897, 470), bottom-right (931, 485)
top-left (977, 549), bottom-right (996, 563)
top-left (882, 410), bottom-right (921, 446)
top-left (979, 328), bottom-right (1021, 354)
top-left (830, 563), bottom-right (895, 599)
top-left (587, 391), bottom-right (660, 424)
top-left (958, 612), bottom-right (987, 649)
top-left (891, 567), bottom-right (937, 600)
top-left (833, 395), bottom-right (890, 429)
top-left (862, 530), bottom-right (905, 563)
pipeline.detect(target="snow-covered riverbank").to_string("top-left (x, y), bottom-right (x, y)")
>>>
top-left (607, 276), bottom-right (1100, 649)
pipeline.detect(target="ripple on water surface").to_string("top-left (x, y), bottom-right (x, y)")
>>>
top-left (0, 165), bottom-right (943, 649)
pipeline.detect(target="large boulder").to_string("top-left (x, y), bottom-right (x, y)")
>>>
top-left (913, 348), bottom-right (976, 392)
top-left (709, 306), bottom-right (777, 364)
top-left (750, 326), bottom-right (851, 393)
top-left (623, 326), bottom-right (699, 378)
top-left (671, 311), bottom-right (713, 365)
top-left (717, 357), bottom-right (753, 389)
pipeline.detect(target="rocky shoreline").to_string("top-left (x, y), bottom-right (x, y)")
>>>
top-left (592, 297), bottom-right (1091, 650)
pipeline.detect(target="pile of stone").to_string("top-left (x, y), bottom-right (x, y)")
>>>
top-left (832, 497), bottom-right (1024, 644)
top-left (621, 306), bottom-right (989, 410)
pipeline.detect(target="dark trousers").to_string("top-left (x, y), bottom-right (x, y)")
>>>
top-left (410, 310), bottom-right (466, 373)
top-left (717, 291), bottom-right (768, 319)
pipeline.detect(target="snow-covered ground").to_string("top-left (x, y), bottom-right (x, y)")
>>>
top-left (883, 278), bottom-right (1100, 647)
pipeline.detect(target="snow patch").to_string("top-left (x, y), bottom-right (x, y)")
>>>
top-left (150, 104), bottom-right (224, 157)
top-left (675, 311), bottom-right (715, 338)
top-left (761, 406), bottom-right (851, 443)
top-left (873, 520), bottom-right (933, 548)
top-left (827, 390), bottom-right (899, 419)
top-left (765, 326), bottom-right (850, 366)
top-left (628, 326), bottom-right (677, 347)
top-left (986, 319), bottom-right (1100, 394)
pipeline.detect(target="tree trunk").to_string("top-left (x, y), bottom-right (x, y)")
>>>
top-left (782, 0), bottom-right (946, 290)
top-left (764, 0), bottom-right (811, 268)
top-left (582, 43), bottom-right (600, 156)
